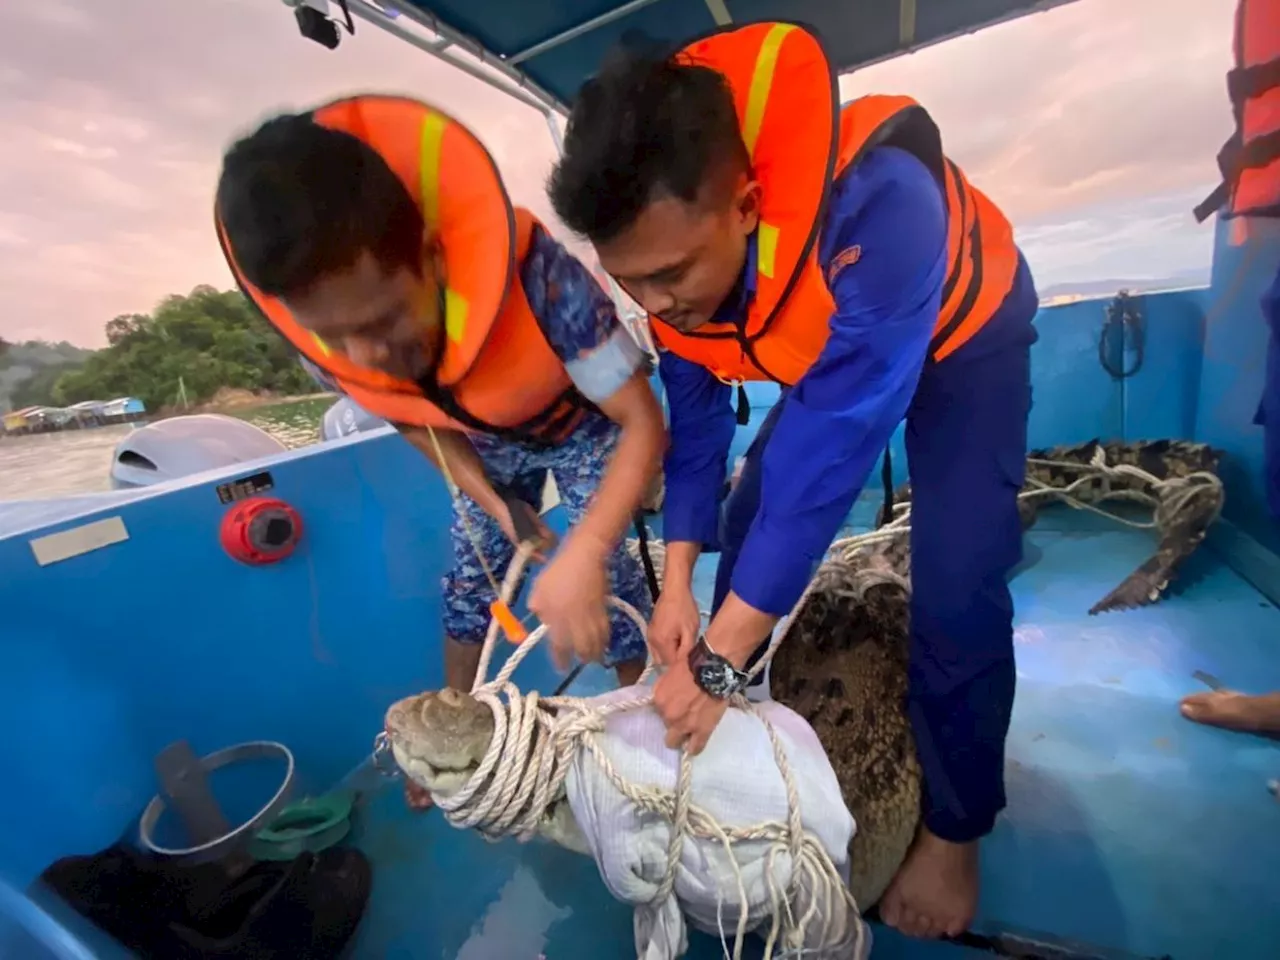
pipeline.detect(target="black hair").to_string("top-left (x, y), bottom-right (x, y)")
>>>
top-left (216, 111), bottom-right (423, 298)
top-left (547, 46), bottom-right (749, 245)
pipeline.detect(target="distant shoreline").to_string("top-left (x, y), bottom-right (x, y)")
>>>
top-left (155, 389), bottom-right (333, 419)
top-left (0, 391), bottom-right (336, 440)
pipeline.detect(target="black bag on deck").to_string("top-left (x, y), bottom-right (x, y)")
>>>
top-left (33, 839), bottom-right (371, 959)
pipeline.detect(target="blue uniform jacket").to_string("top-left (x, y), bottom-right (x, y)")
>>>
top-left (660, 145), bottom-right (1036, 616)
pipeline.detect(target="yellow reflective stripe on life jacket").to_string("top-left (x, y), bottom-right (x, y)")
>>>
top-left (743, 23), bottom-right (795, 281)
top-left (742, 23), bottom-right (795, 156)
top-left (756, 221), bottom-right (780, 280)
top-left (419, 109), bottom-right (446, 228)
top-left (418, 110), bottom-right (470, 345)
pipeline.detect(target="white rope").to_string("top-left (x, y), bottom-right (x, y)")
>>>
top-left (405, 445), bottom-right (1220, 960)
top-left (813, 446), bottom-right (1226, 572)
top-left (1020, 446), bottom-right (1224, 532)
top-left (404, 426), bottom-right (857, 955)
top-left (630, 446), bottom-right (1224, 634)
top-left (420, 546), bottom-right (863, 960)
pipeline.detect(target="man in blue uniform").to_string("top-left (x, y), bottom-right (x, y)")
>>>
top-left (547, 34), bottom-right (1039, 938)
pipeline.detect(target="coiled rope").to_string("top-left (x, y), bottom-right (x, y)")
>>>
top-left (1019, 446), bottom-right (1224, 532)
top-left (627, 447), bottom-right (1225, 638)
top-left (821, 444), bottom-right (1225, 576)
top-left (407, 542), bottom-right (863, 960)
top-left (394, 425), bottom-right (865, 959)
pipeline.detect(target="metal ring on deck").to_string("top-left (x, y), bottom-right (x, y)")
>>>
top-left (138, 740), bottom-right (296, 861)
top-left (371, 731), bottom-right (402, 779)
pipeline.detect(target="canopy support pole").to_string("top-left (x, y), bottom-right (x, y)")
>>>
top-left (507, 0), bottom-right (665, 65)
top-left (898, 0), bottom-right (917, 46)
top-left (295, 0), bottom-right (1083, 115)
top-left (702, 0), bottom-right (732, 26)
top-left (319, 0), bottom-right (566, 115)
top-left (543, 111), bottom-right (564, 154)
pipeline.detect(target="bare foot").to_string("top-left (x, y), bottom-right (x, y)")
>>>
top-left (404, 781), bottom-right (435, 812)
top-left (1180, 690), bottom-right (1280, 735)
top-left (879, 827), bottom-right (978, 939)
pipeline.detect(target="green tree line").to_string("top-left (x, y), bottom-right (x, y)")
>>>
top-left (0, 338), bottom-right (93, 411)
top-left (11, 286), bottom-right (316, 413)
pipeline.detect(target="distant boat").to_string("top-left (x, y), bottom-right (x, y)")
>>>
top-left (0, 397), bottom-right (146, 436)
top-left (101, 397), bottom-right (146, 421)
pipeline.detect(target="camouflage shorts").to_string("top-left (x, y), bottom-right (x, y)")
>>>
top-left (442, 413), bottom-right (652, 667)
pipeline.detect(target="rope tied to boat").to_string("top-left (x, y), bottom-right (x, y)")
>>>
top-left (409, 542), bottom-right (864, 960)
top-left (815, 445), bottom-right (1227, 584)
top-left (1021, 445), bottom-right (1224, 533)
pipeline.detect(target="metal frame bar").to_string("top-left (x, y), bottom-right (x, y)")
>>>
top-left (543, 111), bottom-right (564, 153)
top-left (381, 1), bottom-right (564, 106)
top-left (898, 0), bottom-right (917, 46)
top-left (702, 0), bottom-right (732, 27)
top-left (856, 0), bottom-right (1077, 76)
top-left (336, 0), bottom-right (568, 115)
top-left (337, 0), bottom-right (1081, 111)
top-left (507, 0), bottom-right (664, 65)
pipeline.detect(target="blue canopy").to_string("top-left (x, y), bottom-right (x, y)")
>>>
top-left (372, 0), bottom-right (1078, 111)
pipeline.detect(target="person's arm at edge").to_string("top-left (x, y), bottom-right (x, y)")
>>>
top-left (304, 347), bottom-right (512, 525)
top-left (397, 424), bottom-right (507, 521)
top-left (525, 231), bottom-right (667, 562)
top-left (659, 348), bottom-right (737, 590)
top-left (704, 149), bottom-right (949, 667)
top-left (570, 365), bottom-right (667, 560)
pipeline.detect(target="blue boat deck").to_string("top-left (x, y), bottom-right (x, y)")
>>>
top-left (339, 501), bottom-right (1280, 959)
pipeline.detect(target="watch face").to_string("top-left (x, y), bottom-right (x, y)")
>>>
top-left (695, 656), bottom-right (743, 698)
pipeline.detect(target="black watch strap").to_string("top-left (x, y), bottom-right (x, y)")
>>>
top-left (688, 635), bottom-right (750, 699)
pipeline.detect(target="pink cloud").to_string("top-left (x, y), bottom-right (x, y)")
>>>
top-left (842, 0), bottom-right (1235, 221)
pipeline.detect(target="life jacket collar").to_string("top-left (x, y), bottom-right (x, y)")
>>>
top-left (676, 22), bottom-right (838, 342)
top-left (218, 94), bottom-right (518, 397)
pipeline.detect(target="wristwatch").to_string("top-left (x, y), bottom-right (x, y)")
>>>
top-left (687, 635), bottom-right (750, 699)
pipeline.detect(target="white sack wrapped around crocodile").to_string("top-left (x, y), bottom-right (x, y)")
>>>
top-left (384, 684), bottom-right (862, 960)
top-left (564, 685), bottom-right (856, 959)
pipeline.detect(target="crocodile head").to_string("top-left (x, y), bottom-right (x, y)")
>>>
top-left (384, 688), bottom-right (495, 798)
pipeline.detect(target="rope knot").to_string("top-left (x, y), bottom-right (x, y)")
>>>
top-left (398, 540), bottom-right (866, 960)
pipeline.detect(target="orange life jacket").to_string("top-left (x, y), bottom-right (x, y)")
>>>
top-left (216, 94), bottom-right (591, 444)
top-left (1195, 0), bottom-right (1280, 224)
top-left (648, 22), bottom-right (1021, 385)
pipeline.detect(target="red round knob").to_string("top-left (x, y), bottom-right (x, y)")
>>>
top-left (219, 497), bottom-right (303, 565)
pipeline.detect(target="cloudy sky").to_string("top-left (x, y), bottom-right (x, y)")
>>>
top-left (0, 0), bottom-right (1236, 346)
